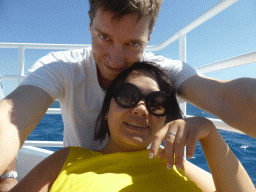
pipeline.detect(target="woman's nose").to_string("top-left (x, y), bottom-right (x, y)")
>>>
top-left (131, 100), bottom-right (149, 117)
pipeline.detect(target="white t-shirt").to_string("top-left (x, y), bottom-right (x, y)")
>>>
top-left (19, 47), bottom-right (198, 150)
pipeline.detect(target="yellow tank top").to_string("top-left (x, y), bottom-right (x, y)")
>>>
top-left (50, 147), bottom-right (202, 192)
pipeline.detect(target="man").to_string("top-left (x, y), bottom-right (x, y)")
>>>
top-left (0, 0), bottom-right (255, 187)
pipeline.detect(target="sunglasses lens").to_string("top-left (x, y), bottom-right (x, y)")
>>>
top-left (114, 83), bottom-right (140, 108)
top-left (114, 83), bottom-right (169, 116)
top-left (147, 92), bottom-right (168, 116)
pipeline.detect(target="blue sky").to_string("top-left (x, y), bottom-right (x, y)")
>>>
top-left (0, 0), bottom-right (255, 96)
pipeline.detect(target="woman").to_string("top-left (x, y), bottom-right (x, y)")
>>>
top-left (10, 62), bottom-right (255, 192)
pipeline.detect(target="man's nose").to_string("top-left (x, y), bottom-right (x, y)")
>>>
top-left (107, 45), bottom-right (126, 66)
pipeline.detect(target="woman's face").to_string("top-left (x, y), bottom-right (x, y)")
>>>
top-left (106, 70), bottom-right (166, 152)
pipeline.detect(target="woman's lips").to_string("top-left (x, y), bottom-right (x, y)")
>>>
top-left (124, 122), bottom-right (149, 132)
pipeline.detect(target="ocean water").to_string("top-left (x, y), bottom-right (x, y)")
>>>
top-left (27, 102), bottom-right (256, 186)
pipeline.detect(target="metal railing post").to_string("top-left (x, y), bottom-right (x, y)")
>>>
top-left (179, 35), bottom-right (187, 116)
top-left (18, 46), bottom-right (25, 85)
top-left (179, 35), bottom-right (187, 159)
top-left (179, 35), bottom-right (186, 63)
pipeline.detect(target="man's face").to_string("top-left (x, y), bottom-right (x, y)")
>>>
top-left (90, 9), bottom-right (151, 82)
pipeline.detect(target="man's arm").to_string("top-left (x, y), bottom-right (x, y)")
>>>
top-left (178, 75), bottom-right (256, 138)
top-left (0, 85), bottom-right (53, 175)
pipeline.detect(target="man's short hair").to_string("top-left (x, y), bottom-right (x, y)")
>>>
top-left (88, 0), bottom-right (163, 35)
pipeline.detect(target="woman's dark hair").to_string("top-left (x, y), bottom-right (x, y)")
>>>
top-left (95, 61), bottom-right (183, 142)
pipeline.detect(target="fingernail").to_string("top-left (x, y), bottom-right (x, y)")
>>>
top-left (167, 163), bottom-right (173, 170)
top-left (149, 152), bottom-right (154, 159)
top-left (176, 164), bottom-right (181, 170)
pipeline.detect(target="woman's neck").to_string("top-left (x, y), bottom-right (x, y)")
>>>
top-left (98, 140), bottom-right (125, 154)
top-left (98, 138), bottom-right (145, 154)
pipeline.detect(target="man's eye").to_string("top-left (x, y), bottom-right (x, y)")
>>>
top-left (100, 35), bottom-right (109, 41)
top-left (130, 42), bottom-right (139, 47)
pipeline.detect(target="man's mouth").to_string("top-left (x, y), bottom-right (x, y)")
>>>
top-left (105, 63), bottom-right (125, 72)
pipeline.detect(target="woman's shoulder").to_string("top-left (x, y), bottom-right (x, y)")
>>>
top-left (65, 147), bottom-right (102, 163)
top-left (54, 147), bottom-right (71, 157)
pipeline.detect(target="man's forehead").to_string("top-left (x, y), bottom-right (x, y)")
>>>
top-left (93, 7), bottom-right (143, 22)
top-left (92, 9), bottom-right (150, 39)
top-left (93, 8), bottom-right (149, 28)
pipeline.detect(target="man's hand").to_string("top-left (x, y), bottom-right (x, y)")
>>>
top-left (149, 117), bottom-right (214, 170)
top-left (0, 178), bottom-right (18, 192)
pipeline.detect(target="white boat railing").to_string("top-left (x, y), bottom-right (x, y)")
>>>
top-left (23, 114), bottom-right (245, 148)
top-left (23, 140), bottom-right (64, 148)
top-left (146, 0), bottom-right (239, 52)
top-left (0, 0), bottom-right (245, 83)
top-left (0, 0), bottom-right (254, 142)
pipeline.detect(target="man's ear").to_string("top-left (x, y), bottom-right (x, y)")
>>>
top-left (148, 27), bottom-right (154, 41)
top-left (89, 22), bottom-right (92, 34)
top-left (88, 12), bottom-right (92, 34)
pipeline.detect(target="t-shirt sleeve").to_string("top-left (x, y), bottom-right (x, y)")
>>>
top-left (19, 52), bottom-right (71, 101)
top-left (143, 52), bottom-right (201, 91)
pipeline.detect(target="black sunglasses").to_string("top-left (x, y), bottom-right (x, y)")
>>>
top-left (113, 83), bottom-right (171, 116)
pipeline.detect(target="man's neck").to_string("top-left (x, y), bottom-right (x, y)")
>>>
top-left (96, 66), bottom-right (112, 90)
